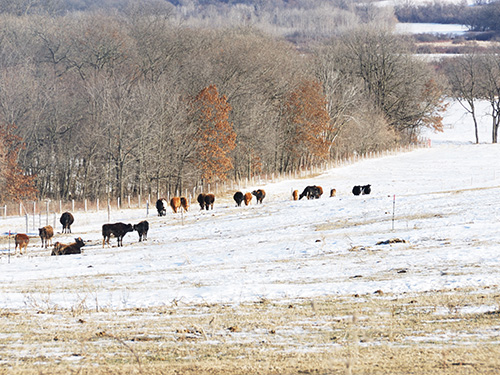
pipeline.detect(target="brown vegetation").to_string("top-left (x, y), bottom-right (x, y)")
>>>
top-left (1, 289), bottom-right (499, 374)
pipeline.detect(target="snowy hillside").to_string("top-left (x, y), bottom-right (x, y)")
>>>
top-left (1, 100), bottom-right (499, 311)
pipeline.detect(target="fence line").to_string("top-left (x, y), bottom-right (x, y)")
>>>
top-left (1, 140), bottom-right (429, 219)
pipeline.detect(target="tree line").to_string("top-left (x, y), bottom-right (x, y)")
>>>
top-left (0, 10), bottom-right (444, 203)
top-left (395, 0), bottom-right (500, 35)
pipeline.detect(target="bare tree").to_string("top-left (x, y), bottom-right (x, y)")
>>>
top-left (477, 53), bottom-right (500, 143)
top-left (442, 53), bottom-right (482, 144)
top-left (334, 26), bottom-right (446, 141)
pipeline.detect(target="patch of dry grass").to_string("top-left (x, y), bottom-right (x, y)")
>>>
top-left (1, 288), bottom-right (499, 374)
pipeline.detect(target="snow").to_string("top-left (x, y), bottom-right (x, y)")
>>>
top-left (1, 100), bottom-right (500, 311)
top-left (395, 23), bottom-right (468, 35)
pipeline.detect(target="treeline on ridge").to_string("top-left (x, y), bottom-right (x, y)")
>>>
top-left (395, 0), bottom-right (500, 35)
top-left (0, 10), bottom-right (444, 203)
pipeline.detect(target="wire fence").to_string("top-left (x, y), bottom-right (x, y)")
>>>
top-left (1, 141), bottom-right (429, 223)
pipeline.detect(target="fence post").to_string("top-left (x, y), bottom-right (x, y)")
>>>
top-left (59, 200), bottom-right (62, 213)
top-left (72, 199), bottom-right (75, 212)
top-left (46, 201), bottom-right (49, 226)
top-left (138, 194), bottom-right (141, 208)
top-left (117, 197), bottom-right (120, 210)
top-left (3, 205), bottom-right (6, 219)
top-left (32, 201), bottom-right (36, 232)
top-left (96, 198), bottom-right (99, 212)
top-left (128, 195), bottom-right (130, 208)
top-left (85, 199), bottom-right (87, 212)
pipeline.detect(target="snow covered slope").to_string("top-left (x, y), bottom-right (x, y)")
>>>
top-left (1, 100), bottom-right (499, 311)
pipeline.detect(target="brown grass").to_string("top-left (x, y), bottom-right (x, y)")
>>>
top-left (0, 288), bottom-right (499, 374)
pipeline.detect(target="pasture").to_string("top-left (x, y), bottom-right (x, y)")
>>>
top-left (0, 100), bottom-right (500, 374)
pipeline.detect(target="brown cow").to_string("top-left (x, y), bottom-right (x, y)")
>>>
top-left (52, 242), bottom-right (65, 255)
top-left (52, 237), bottom-right (85, 256)
top-left (39, 225), bottom-right (54, 248)
top-left (330, 188), bottom-right (337, 197)
top-left (170, 197), bottom-right (181, 213)
top-left (14, 233), bottom-right (29, 255)
top-left (244, 192), bottom-right (252, 206)
top-left (292, 190), bottom-right (299, 201)
top-left (204, 193), bottom-right (215, 210)
top-left (252, 189), bottom-right (266, 204)
top-left (180, 196), bottom-right (189, 212)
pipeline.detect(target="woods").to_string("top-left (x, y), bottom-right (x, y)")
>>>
top-left (0, 8), bottom-right (445, 203)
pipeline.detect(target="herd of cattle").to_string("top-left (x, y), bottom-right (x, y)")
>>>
top-left (11, 184), bottom-right (371, 256)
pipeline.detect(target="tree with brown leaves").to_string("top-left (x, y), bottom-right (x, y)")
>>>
top-left (282, 79), bottom-right (331, 169)
top-left (0, 124), bottom-right (37, 203)
top-left (192, 85), bottom-right (236, 184)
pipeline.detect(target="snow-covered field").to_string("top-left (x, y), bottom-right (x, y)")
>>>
top-left (1, 100), bottom-right (499, 312)
top-left (395, 22), bottom-right (468, 35)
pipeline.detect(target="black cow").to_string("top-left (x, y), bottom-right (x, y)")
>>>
top-left (299, 186), bottom-right (322, 200)
top-left (197, 193), bottom-right (206, 210)
top-left (352, 185), bottom-right (371, 196)
top-left (252, 189), bottom-right (266, 204)
top-left (51, 237), bottom-right (85, 256)
top-left (60, 212), bottom-right (74, 233)
top-left (204, 193), bottom-right (215, 210)
top-left (233, 191), bottom-right (244, 207)
top-left (102, 222), bottom-right (134, 247)
top-left (156, 198), bottom-right (167, 216)
top-left (133, 220), bottom-right (149, 242)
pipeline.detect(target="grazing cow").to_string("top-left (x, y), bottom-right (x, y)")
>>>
top-left (170, 197), bottom-right (181, 213)
top-left (156, 198), bottom-right (168, 216)
top-left (102, 222), bottom-right (134, 247)
top-left (244, 192), bottom-right (252, 206)
top-left (133, 220), bottom-right (149, 242)
top-left (234, 191), bottom-right (244, 207)
top-left (362, 184), bottom-right (371, 195)
top-left (51, 237), bottom-right (85, 256)
top-left (292, 190), bottom-right (299, 201)
top-left (352, 185), bottom-right (362, 196)
top-left (204, 193), bottom-right (215, 210)
top-left (60, 212), bottom-right (74, 233)
top-left (197, 193), bottom-right (206, 210)
top-left (330, 188), bottom-right (337, 197)
top-left (39, 225), bottom-right (54, 248)
top-left (14, 233), bottom-right (29, 255)
top-left (299, 186), bottom-right (323, 200)
top-left (180, 196), bottom-right (189, 212)
top-left (252, 189), bottom-right (266, 204)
